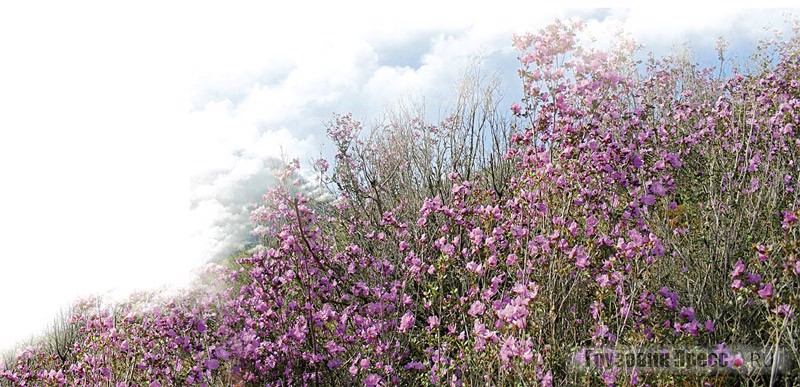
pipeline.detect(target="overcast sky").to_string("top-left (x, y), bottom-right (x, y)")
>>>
top-left (0, 3), bottom-right (795, 352)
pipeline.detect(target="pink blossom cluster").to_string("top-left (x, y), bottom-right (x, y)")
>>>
top-left (3, 18), bottom-right (800, 386)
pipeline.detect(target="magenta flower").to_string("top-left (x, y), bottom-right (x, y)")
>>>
top-left (775, 304), bottom-right (794, 318)
top-left (731, 353), bottom-right (744, 368)
top-left (499, 336), bottom-right (518, 364)
top-left (426, 315), bottom-right (440, 330)
top-left (541, 371), bottom-right (553, 387)
top-left (783, 210), bottom-right (798, 228)
top-left (731, 260), bottom-right (745, 278)
top-left (575, 250), bottom-right (590, 269)
top-left (650, 182), bottom-right (666, 196)
top-left (629, 369), bottom-right (639, 386)
top-left (756, 245), bottom-right (768, 261)
top-left (404, 361), bottom-right (424, 370)
top-left (679, 307), bottom-right (695, 321)
top-left (328, 358), bottom-right (343, 369)
top-left (632, 153), bottom-right (644, 168)
top-left (592, 324), bottom-right (609, 340)
top-left (601, 369), bottom-right (617, 386)
top-left (589, 301), bottom-right (604, 320)
top-left (685, 320), bottom-right (700, 336)
top-left (596, 274), bottom-right (610, 288)
top-left (664, 152), bottom-right (683, 168)
top-left (349, 362), bottom-right (359, 376)
top-left (659, 287), bottom-right (678, 310)
top-left (364, 373), bottom-right (382, 387)
top-left (465, 261), bottom-right (482, 273)
top-left (469, 227), bottom-right (484, 245)
top-left (758, 283), bottom-right (773, 299)
top-left (468, 301), bottom-right (486, 316)
top-left (398, 311), bottom-right (415, 333)
top-left (441, 243), bottom-right (455, 256)
top-left (398, 241), bottom-right (411, 251)
top-left (360, 358), bottom-right (371, 370)
top-left (746, 272), bottom-right (762, 283)
top-left (205, 358), bottom-right (219, 370)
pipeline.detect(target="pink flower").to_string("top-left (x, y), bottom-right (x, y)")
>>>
top-left (775, 304), bottom-right (794, 318)
top-left (567, 221), bottom-right (579, 235)
top-left (758, 283), bottom-right (773, 299)
top-left (747, 153), bottom-right (761, 172)
top-left (404, 361), bottom-right (424, 370)
top-left (511, 102), bottom-right (522, 115)
top-left (679, 307), bottom-right (695, 321)
top-left (783, 210), bottom-right (798, 228)
top-left (731, 353), bottom-right (744, 368)
top-left (349, 362), bottom-right (359, 376)
top-left (468, 301), bottom-right (486, 316)
top-left (731, 260), bottom-right (745, 278)
top-left (602, 370), bottom-right (617, 386)
top-left (364, 373), bottom-right (382, 387)
top-left (756, 245), bottom-right (768, 261)
top-left (205, 358), bottom-right (219, 370)
top-left (575, 251), bottom-right (590, 269)
top-left (441, 243), bottom-right (455, 256)
top-left (541, 371), bottom-right (553, 387)
top-left (426, 315), bottom-right (440, 330)
top-left (632, 153), bottom-right (644, 168)
top-left (469, 228), bottom-right (484, 245)
top-left (650, 182), bottom-right (666, 196)
top-left (499, 336), bottom-right (518, 364)
top-left (398, 311), bottom-right (415, 332)
top-left (664, 152), bottom-right (683, 168)
top-left (659, 288), bottom-right (678, 310)
top-left (589, 301), bottom-right (604, 320)
top-left (360, 358), bottom-right (371, 369)
top-left (466, 261), bottom-right (482, 273)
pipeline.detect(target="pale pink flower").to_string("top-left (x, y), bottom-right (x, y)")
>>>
top-left (511, 102), bottom-right (522, 115)
top-left (468, 301), bottom-right (486, 316)
top-left (398, 311), bottom-right (415, 333)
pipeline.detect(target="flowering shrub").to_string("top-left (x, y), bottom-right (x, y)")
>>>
top-left (2, 18), bottom-right (799, 386)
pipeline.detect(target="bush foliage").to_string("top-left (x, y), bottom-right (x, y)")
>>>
top-left (3, 19), bottom-right (800, 386)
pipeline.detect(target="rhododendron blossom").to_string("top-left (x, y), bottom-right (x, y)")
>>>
top-left (3, 17), bottom-right (800, 387)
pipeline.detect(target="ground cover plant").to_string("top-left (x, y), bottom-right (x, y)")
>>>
top-left (2, 18), bottom-right (799, 386)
